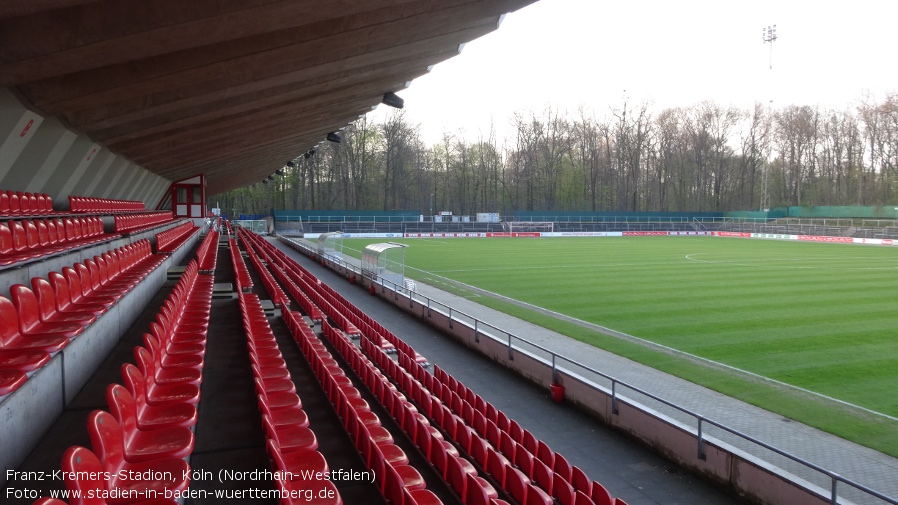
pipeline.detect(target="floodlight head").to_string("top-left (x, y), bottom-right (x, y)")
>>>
top-left (326, 131), bottom-right (342, 143)
top-left (382, 92), bottom-right (404, 109)
top-left (286, 161), bottom-right (296, 169)
top-left (275, 168), bottom-right (285, 176)
top-left (266, 174), bottom-right (274, 181)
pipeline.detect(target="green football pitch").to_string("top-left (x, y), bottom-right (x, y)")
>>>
top-left (342, 236), bottom-right (898, 455)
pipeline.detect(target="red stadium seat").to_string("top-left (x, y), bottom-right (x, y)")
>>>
top-left (262, 414), bottom-right (318, 453)
top-left (121, 362), bottom-right (199, 407)
top-left (85, 411), bottom-right (190, 503)
top-left (47, 271), bottom-right (107, 316)
top-left (30, 278), bottom-right (97, 326)
top-left (590, 481), bottom-right (614, 505)
top-left (135, 346), bottom-right (201, 386)
top-left (60, 446), bottom-right (180, 505)
top-left (0, 297), bottom-right (68, 353)
top-left (107, 383), bottom-right (197, 431)
top-left (0, 369), bottom-right (27, 395)
top-left (8, 286), bottom-right (84, 340)
top-left (109, 393), bottom-right (194, 463)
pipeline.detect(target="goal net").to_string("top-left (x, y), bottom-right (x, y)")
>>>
top-left (503, 221), bottom-right (554, 234)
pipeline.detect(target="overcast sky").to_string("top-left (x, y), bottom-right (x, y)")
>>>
top-left (369, 0), bottom-right (898, 146)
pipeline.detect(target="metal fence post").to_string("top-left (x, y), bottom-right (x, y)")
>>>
top-left (552, 352), bottom-right (558, 384)
top-left (611, 380), bottom-right (619, 415)
top-left (474, 319), bottom-right (479, 343)
top-left (697, 417), bottom-right (706, 460)
top-left (830, 474), bottom-right (839, 505)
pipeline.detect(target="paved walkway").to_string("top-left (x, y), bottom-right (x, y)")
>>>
top-left (278, 237), bottom-right (898, 505)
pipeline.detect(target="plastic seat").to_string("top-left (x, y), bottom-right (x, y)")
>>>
top-left (553, 475), bottom-right (576, 505)
top-left (63, 266), bottom-right (116, 308)
top-left (590, 481), bottom-right (614, 505)
top-left (571, 465), bottom-right (591, 494)
top-left (532, 459), bottom-right (554, 497)
top-left (10, 285), bottom-right (86, 339)
top-left (31, 278), bottom-right (98, 326)
top-left (86, 412), bottom-right (190, 504)
top-left (61, 445), bottom-right (181, 505)
top-left (47, 271), bottom-right (107, 316)
top-left (1, 341), bottom-right (48, 369)
top-left (143, 333), bottom-right (203, 372)
top-left (554, 452), bottom-right (573, 482)
top-left (0, 369), bottom-right (27, 395)
top-left (255, 378), bottom-right (302, 411)
top-left (263, 414), bottom-right (318, 452)
top-left (136, 346), bottom-right (201, 386)
top-left (106, 386), bottom-right (195, 463)
top-left (536, 440), bottom-right (554, 467)
top-left (267, 438), bottom-right (328, 476)
top-left (382, 463), bottom-right (420, 505)
top-left (0, 297), bottom-right (69, 352)
top-left (107, 383), bottom-right (197, 431)
top-left (575, 490), bottom-right (597, 505)
top-left (122, 362), bottom-right (199, 407)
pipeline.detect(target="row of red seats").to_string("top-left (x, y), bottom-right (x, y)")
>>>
top-left (304, 312), bottom-right (511, 505)
top-left (69, 196), bottom-right (145, 213)
top-left (0, 216), bottom-right (112, 267)
top-left (239, 291), bottom-right (341, 505)
top-left (229, 237), bottom-right (253, 291)
top-left (365, 339), bottom-right (563, 505)
top-left (155, 221), bottom-right (197, 254)
top-left (240, 231), bottom-right (323, 322)
top-left (1, 190), bottom-right (54, 216)
top-left (241, 232), bottom-right (289, 307)
top-left (281, 308), bottom-right (441, 505)
top-left (0, 240), bottom-right (165, 396)
top-left (30, 259), bottom-right (212, 504)
top-left (195, 230), bottom-right (219, 272)
top-left (238, 232), bottom-right (402, 359)
top-left (249, 229), bottom-right (627, 505)
top-left (113, 212), bottom-right (173, 234)
top-left (391, 347), bottom-right (625, 505)
top-left (239, 231), bottom-right (351, 334)
top-left (249, 231), bottom-right (517, 505)
top-left (242, 233), bottom-right (434, 505)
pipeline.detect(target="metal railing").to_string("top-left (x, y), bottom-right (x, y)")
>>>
top-left (277, 234), bottom-right (898, 505)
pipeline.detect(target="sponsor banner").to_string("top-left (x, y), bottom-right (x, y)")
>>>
top-left (754, 233), bottom-right (797, 240)
top-left (713, 231), bottom-right (897, 247)
top-left (712, 231), bottom-right (752, 238)
top-left (486, 232), bottom-right (542, 238)
top-left (622, 231), bottom-right (709, 237)
top-left (340, 233), bottom-right (401, 239)
top-left (854, 238), bottom-right (895, 246)
top-left (797, 235), bottom-right (853, 243)
top-left (623, 231), bottom-right (667, 236)
top-left (551, 232), bottom-right (624, 237)
top-left (404, 233), bottom-right (488, 238)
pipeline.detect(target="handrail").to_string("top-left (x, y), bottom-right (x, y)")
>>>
top-left (276, 234), bottom-right (898, 505)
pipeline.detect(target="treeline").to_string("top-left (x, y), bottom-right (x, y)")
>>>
top-left (215, 95), bottom-right (898, 217)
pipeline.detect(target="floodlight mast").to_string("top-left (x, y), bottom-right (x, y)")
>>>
top-left (760, 24), bottom-right (778, 211)
top-left (763, 24), bottom-right (777, 70)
